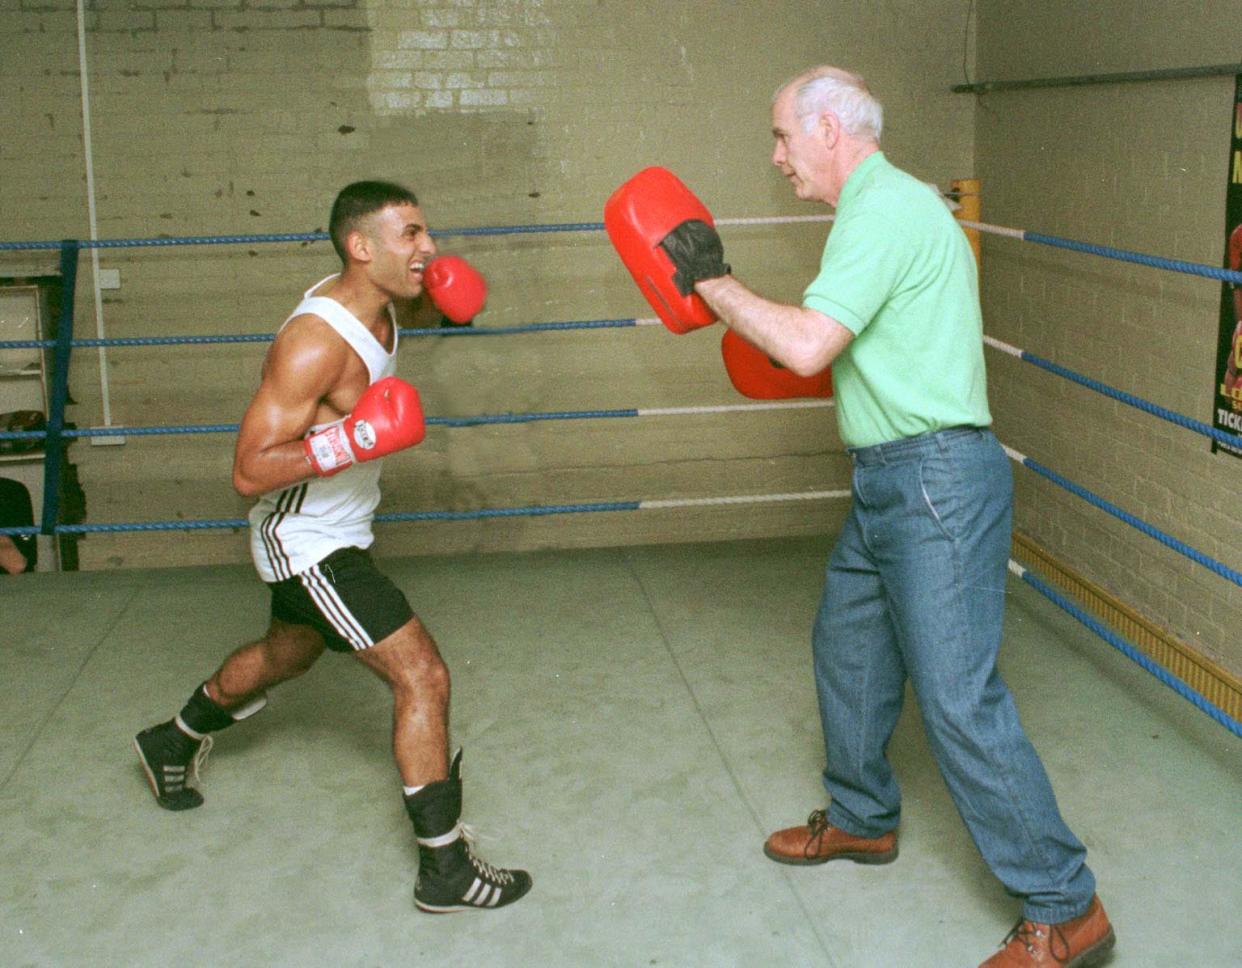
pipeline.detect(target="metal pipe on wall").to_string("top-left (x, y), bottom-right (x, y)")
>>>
top-left (952, 62), bottom-right (1242, 95)
top-left (75, 0), bottom-right (123, 446)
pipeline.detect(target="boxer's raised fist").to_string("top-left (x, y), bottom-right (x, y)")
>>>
top-left (304, 376), bottom-right (425, 477)
top-left (424, 255), bottom-right (487, 324)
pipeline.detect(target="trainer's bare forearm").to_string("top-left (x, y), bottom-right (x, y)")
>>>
top-left (695, 275), bottom-right (852, 376)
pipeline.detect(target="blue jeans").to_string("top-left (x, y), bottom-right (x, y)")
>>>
top-left (813, 426), bottom-right (1095, 923)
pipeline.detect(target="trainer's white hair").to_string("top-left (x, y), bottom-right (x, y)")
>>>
top-left (778, 67), bottom-right (883, 142)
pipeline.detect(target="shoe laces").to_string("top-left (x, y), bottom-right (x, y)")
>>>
top-left (188, 735), bottom-right (213, 786)
top-left (1001, 918), bottom-right (1072, 963)
top-left (459, 823), bottom-right (515, 886)
top-left (804, 809), bottom-right (830, 859)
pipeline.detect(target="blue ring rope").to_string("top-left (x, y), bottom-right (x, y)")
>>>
top-left (0, 407), bottom-right (646, 441)
top-left (0, 498), bottom-right (644, 535)
top-left (0, 222), bottom-right (607, 251)
top-left (4, 219), bottom-right (1241, 285)
top-left (401, 318), bottom-right (639, 337)
top-left (5, 333), bottom-right (1234, 454)
top-left (423, 221), bottom-right (605, 238)
top-left (12, 439), bottom-right (1234, 585)
top-left (0, 233), bottom-right (324, 250)
top-left (0, 318), bottom-right (642, 352)
top-left (428, 408), bottom-right (638, 428)
top-left (1024, 231), bottom-right (1242, 286)
top-left (1014, 453), bottom-right (1242, 589)
top-left (375, 501), bottom-right (638, 522)
top-left (1001, 345), bottom-right (1242, 451)
top-left (1017, 566), bottom-right (1242, 738)
top-left (54, 519), bottom-right (249, 533)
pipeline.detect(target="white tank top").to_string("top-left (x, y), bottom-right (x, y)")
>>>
top-left (249, 276), bottom-right (399, 582)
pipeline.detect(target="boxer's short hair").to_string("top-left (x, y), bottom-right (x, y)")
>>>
top-left (329, 180), bottom-right (420, 262)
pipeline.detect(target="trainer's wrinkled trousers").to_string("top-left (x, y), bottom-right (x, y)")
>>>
top-left (813, 426), bottom-right (1096, 924)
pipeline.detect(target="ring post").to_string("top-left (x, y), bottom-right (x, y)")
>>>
top-left (952, 178), bottom-right (982, 272)
top-left (40, 240), bottom-right (79, 539)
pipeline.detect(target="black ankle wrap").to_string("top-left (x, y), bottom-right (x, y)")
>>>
top-left (178, 684), bottom-right (238, 735)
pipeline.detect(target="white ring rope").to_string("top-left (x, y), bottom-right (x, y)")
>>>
top-left (955, 218), bottom-right (1027, 240)
top-left (982, 335), bottom-right (1024, 358)
top-left (640, 490), bottom-right (850, 509)
top-left (638, 401), bottom-right (834, 416)
top-left (716, 214), bottom-right (834, 227)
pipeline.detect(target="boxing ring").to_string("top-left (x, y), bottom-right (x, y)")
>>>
top-left (2, 198), bottom-right (1240, 739)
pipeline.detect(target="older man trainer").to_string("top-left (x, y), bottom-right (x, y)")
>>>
top-left (606, 66), bottom-right (1114, 968)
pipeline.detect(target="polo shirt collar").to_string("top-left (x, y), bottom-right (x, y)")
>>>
top-left (836, 150), bottom-right (887, 209)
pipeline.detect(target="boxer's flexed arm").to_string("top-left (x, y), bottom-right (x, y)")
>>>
top-left (234, 315), bottom-right (426, 495)
top-left (233, 317), bottom-right (350, 498)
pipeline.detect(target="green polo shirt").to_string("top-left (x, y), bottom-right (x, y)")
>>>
top-left (802, 152), bottom-right (991, 448)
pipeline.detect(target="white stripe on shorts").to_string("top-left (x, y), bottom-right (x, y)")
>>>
top-left (299, 563), bottom-right (374, 650)
top-left (259, 484), bottom-right (304, 581)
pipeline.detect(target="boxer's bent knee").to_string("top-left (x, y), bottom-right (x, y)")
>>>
top-left (364, 618), bottom-right (450, 697)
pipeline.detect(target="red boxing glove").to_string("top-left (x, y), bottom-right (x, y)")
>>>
top-left (424, 255), bottom-right (487, 324)
top-left (721, 329), bottom-right (833, 400)
top-left (604, 167), bottom-right (720, 334)
top-left (304, 376), bottom-right (425, 477)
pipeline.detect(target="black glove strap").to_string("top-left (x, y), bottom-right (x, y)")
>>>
top-left (658, 219), bottom-right (730, 296)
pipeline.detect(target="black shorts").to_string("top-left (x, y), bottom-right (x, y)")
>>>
top-left (268, 546), bottom-right (414, 653)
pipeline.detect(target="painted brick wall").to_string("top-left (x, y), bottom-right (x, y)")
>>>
top-left (1, 0), bottom-right (976, 572)
top-left (975, 1), bottom-right (1242, 678)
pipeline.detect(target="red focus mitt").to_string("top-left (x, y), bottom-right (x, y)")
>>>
top-left (604, 167), bottom-right (726, 334)
top-left (721, 329), bottom-right (833, 400)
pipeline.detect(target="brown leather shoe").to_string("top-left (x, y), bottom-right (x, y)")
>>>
top-left (763, 809), bottom-right (898, 866)
top-left (979, 895), bottom-right (1115, 967)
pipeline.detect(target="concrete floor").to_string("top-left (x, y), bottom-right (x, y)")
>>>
top-left (1, 535), bottom-right (1238, 967)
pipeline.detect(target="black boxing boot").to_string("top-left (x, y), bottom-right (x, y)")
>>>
top-left (133, 683), bottom-right (266, 810)
top-left (405, 750), bottom-right (532, 912)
